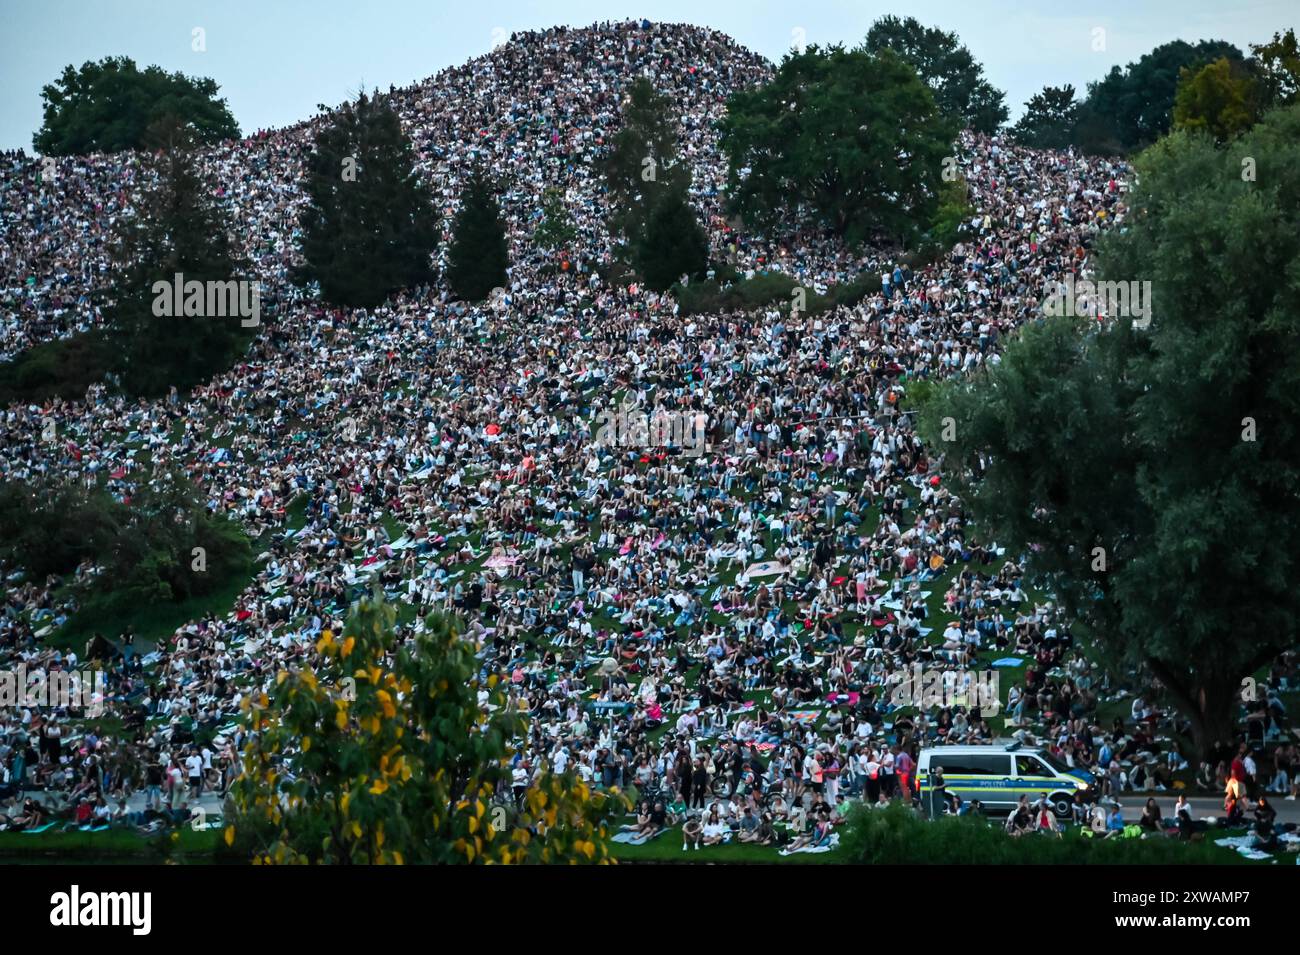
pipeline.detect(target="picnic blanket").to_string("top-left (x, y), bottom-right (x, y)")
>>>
top-left (611, 828), bottom-right (667, 846)
top-left (992, 657), bottom-right (1025, 668)
top-left (779, 833), bottom-right (840, 855)
top-left (744, 560), bottom-right (789, 578)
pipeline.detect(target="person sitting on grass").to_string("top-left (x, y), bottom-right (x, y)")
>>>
top-left (751, 812), bottom-right (777, 846)
top-left (701, 806), bottom-right (728, 846)
top-left (1005, 804), bottom-right (1031, 837)
top-left (10, 797), bottom-right (45, 831)
top-left (631, 800), bottom-right (656, 837)
top-left (682, 812), bottom-right (703, 852)
top-left (786, 810), bottom-right (834, 851)
top-left (1034, 796), bottom-right (1061, 837)
top-left (1105, 802), bottom-right (1125, 838)
top-left (1138, 797), bottom-right (1164, 833)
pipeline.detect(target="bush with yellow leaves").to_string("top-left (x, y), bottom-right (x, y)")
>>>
top-left (229, 589), bottom-right (626, 864)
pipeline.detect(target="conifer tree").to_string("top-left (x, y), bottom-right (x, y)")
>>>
top-left (603, 78), bottom-right (709, 290)
top-left (533, 187), bottom-right (577, 253)
top-left (296, 92), bottom-right (440, 307)
top-left (103, 118), bottom-right (251, 396)
top-left (633, 189), bottom-right (709, 292)
top-left (446, 165), bottom-right (510, 302)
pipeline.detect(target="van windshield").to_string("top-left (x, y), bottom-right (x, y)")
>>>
top-left (1037, 751), bottom-right (1072, 774)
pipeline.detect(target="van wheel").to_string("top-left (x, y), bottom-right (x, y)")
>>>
top-left (1050, 793), bottom-right (1074, 819)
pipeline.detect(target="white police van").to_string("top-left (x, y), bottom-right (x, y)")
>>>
top-left (918, 740), bottom-right (1095, 818)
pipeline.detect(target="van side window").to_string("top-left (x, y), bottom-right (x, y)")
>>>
top-left (965, 754), bottom-right (1011, 775)
top-left (1016, 755), bottom-right (1053, 777)
top-left (932, 759), bottom-right (979, 775)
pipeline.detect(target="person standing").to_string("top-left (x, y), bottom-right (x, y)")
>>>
top-left (144, 756), bottom-right (164, 811)
top-left (895, 746), bottom-right (914, 805)
top-left (167, 758), bottom-right (185, 812)
top-left (185, 748), bottom-right (204, 799)
top-left (690, 757), bottom-right (709, 810)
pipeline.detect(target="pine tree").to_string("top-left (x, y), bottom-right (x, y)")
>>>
top-left (602, 78), bottom-right (692, 247)
top-left (604, 78), bottom-right (710, 290)
top-left (296, 92), bottom-right (439, 307)
top-left (533, 187), bottom-right (576, 254)
top-left (632, 188), bottom-right (709, 292)
top-left (446, 165), bottom-right (510, 302)
top-left (102, 118), bottom-right (251, 397)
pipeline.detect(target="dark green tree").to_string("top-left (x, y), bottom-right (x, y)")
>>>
top-left (919, 106), bottom-right (1300, 761)
top-left (296, 92), bottom-right (440, 308)
top-left (34, 56), bottom-right (239, 156)
top-left (633, 189), bottom-right (709, 292)
top-left (533, 187), bottom-right (577, 253)
top-left (0, 467), bottom-right (252, 615)
top-left (1010, 85), bottom-right (1080, 150)
top-left (446, 165), bottom-right (509, 302)
top-left (864, 16), bottom-right (1008, 134)
top-left (720, 46), bottom-right (956, 247)
top-left (102, 119), bottom-right (253, 397)
top-left (1075, 39), bottom-right (1243, 153)
top-left (601, 78), bottom-right (692, 247)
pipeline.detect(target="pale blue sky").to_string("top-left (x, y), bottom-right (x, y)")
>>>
top-left (0, 0), bottom-right (1294, 151)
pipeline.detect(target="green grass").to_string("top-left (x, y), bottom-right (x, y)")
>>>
top-left (611, 831), bottom-right (838, 863)
top-left (49, 555), bottom-right (257, 653)
top-left (0, 826), bottom-right (225, 863)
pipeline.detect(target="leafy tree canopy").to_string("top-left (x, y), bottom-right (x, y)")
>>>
top-left (34, 56), bottom-right (239, 156)
top-left (1075, 39), bottom-right (1243, 153)
top-left (634, 189), bottom-right (709, 292)
top-left (720, 45), bottom-right (957, 248)
top-left (601, 78), bottom-right (692, 245)
top-left (1174, 57), bottom-right (1265, 142)
top-left (864, 15), bottom-right (1009, 134)
top-left (1251, 28), bottom-right (1300, 107)
top-left (918, 105), bottom-right (1300, 761)
top-left (533, 187), bottom-right (577, 253)
top-left (1010, 85), bottom-right (1081, 150)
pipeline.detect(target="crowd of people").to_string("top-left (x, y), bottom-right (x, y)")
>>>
top-left (0, 21), bottom-right (1295, 853)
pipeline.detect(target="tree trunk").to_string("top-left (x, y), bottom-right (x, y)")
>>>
top-left (1145, 656), bottom-right (1239, 766)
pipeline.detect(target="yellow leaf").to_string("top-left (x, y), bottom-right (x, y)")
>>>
top-left (301, 737), bottom-right (311, 752)
top-left (224, 826), bottom-right (235, 847)
top-left (341, 636), bottom-right (356, 658)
